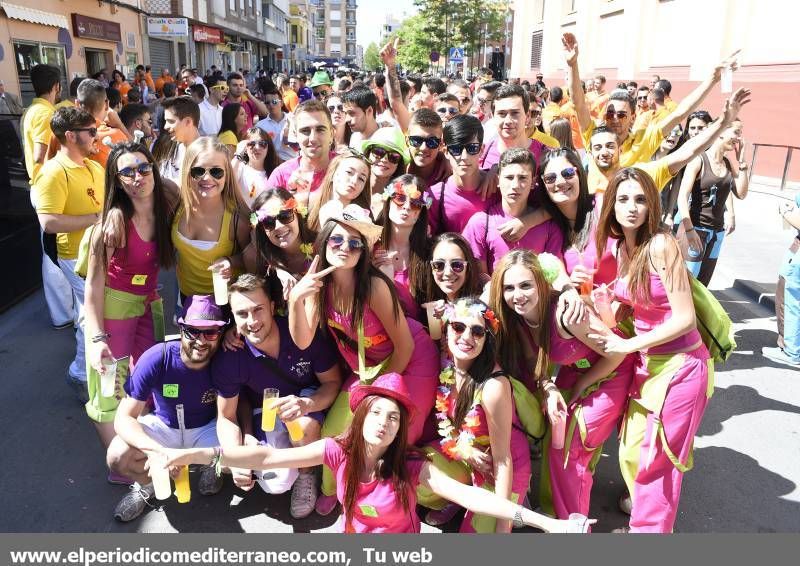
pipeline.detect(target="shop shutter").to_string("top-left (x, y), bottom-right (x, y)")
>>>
top-left (149, 38), bottom-right (175, 75)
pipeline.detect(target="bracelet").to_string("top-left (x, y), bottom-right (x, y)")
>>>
top-left (558, 285), bottom-right (577, 296)
top-left (559, 309), bottom-right (577, 338)
top-left (685, 226), bottom-right (696, 233)
top-left (512, 506), bottom-right (525, 529)
top-left (91, 332), bottom-right (111, 343)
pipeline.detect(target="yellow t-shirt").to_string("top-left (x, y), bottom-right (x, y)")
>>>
top-left (22, 98), bottom-right (56, 184)
top-left (54, 100), bottom-right (75, 109)
top-left (530, 129), bottom-right (560, 149)
top-left (584, 120), bottom-right (665, 194)
top-left (632, 109), bottom-right (654, 133)
top-left (590, 158), bottom-right (673, 195)
top-left (33, 153), bottom-right (105, 259)
top-left (541, 102), bottom-right (562, 131)
top-left (218, 130), bottom-right (239, 147)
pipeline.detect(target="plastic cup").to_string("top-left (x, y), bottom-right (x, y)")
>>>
top-left (426, 305), bottom-right (442, 340)
top-left (211, 268), bottom-right (229, 306)
top-left (721, 67), bottom-right (733, 93)
top-left (174, 465), bottom-right (191, 503)
top-left (285, 418), bottom-right (304, 443)
top-left (261, 388), bottom-right (279, 432)
top-left (550, 412), bottom-right (566, 450)
top-left (591, 285), bottom-right (617, 329)
top-left (149, 456), bottom-right (172, 500)
top-left (100, 358), bottom-right (117, 398)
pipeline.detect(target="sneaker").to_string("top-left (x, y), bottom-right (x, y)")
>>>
top-left (762, 347), bottom-right (800, 369)
top-left (198, 465), bottom-right (223, 496)
top-left (618, 490), bottom-right (632, 515)
top-left (107, 472), bottom-right (134, 486)
top-left (113, 483), bottom-right (155, 522)
top-left (612, 526), bottom-right (631, 533)
top-left (314, 493), bottom-right (338, 516)
top-left (66, 375), bottom-right (89, 404)
top-left (290, 472), bottom-right (318, 519)
top-left (425, 502), bottom-right (460, 526)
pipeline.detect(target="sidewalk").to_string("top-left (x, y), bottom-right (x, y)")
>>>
top-left (709, 181), bottom-right (797, 312)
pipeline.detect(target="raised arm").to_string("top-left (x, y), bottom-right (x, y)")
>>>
top-left (380, 38), bottom-right (411, 132)
top-left (664, 88), bottom-right (751, 175)
top-left (658, 50), bottom-right (740, 136)
top-left (562, 33), bottom-right (592, 132)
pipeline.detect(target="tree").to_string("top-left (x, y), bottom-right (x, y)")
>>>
top-left (364, 42), bottom-right (381, 71)
top-left (395, 14), bottom-right (435, 72)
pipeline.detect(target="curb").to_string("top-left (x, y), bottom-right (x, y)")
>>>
top-left (732, 279), bottom-right (776, 313)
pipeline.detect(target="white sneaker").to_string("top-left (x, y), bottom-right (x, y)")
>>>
top-left (762, 347), bottom-right (800, 369)
top-left (290, 472), bottom-right (317, 519)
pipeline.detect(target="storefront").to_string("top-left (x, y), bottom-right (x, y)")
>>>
top-left (146, 17), bottom-right (188, 74)
top-left (192, 24), bottom-right (224, 73)
top-left (0, 2), bottom-right (142, 104)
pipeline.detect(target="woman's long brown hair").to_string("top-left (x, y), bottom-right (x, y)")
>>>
top-left (595, 167), bottom-right (680, 303)
top-left (337, 395), bottom-right (412, 533)
top-left (489, 250), bottom-right (553, 383)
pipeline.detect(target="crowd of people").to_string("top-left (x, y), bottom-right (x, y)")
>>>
top-left (14, 29), bottom-right (799, 535)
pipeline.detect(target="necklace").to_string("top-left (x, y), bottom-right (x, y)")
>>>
top-left (435, 364), bottom-right (482, 461)
top-left (523, 317), bottom-right (540, 329)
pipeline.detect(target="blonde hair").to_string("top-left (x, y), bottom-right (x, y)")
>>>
top-left (307, 153), bottom-right (371, 231)
top-left (178, 136), bottom-right (243, 221)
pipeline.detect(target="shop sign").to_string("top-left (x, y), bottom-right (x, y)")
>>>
top-left (147, 17), bottom-right (189, 38)
top-left (193, 25), bottom-right (223, 44)
top-left (71, 14), bottom-right (121, 42)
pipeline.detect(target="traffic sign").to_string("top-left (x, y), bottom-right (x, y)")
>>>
top-left (449, 47), bottom-right (464, 62)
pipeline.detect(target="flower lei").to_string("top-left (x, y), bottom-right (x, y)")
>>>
top-left (443, 301), bottom-right (500, 334)
top-left (382, 180), bottom-right (433, 209)
top-left (536, 252), bottom-right (563, 285)
top-left (435, 365), bottom-right (482, 461)
top-left (249, 197), bottom-right (308, 228)
top-left (299, 242), bottom-right (314, 261)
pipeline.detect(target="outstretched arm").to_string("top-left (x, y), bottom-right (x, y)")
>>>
top-left (658, 50), bottom-right (740, 136)
top-left (562, 33), bottom-right (592, 132)
top-left (380, 38), bottom-right (411, 132)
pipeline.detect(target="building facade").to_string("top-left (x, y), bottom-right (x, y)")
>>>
top-left (509, 0), bottom-right (800, 180)
top-left (311, 0), bottom-right (357, 67)
top-left (287, 0), bottom-right (313, 73)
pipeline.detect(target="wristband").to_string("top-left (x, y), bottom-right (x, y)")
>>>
top-left (685, 226), bottom-right (696, 233)
top-left (91, 332), bottom-right (111, 343)
top-left (558, 285), bottom-right (577, 296)
top-left (513, 506), bottom-right (525, 529)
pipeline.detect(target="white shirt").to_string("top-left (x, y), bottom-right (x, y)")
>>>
top-left (255, 112), bottom-right (296, 162)
top-left (198, 99), bottom-right (223, 137)
top-left (159, 143), bottom-right (186, 184)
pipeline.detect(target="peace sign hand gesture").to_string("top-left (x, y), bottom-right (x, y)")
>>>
top-left (288, 255), bottom-right (336, 305)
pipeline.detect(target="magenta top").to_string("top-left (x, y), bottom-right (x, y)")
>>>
top-left (479, 138), bottom-right (546, 172)
top-left (393, 267), bottom-right (423, 321)
top-left (266, 152), bottom-right (337, 194)
top-left (562, 216), bottom-right (618, 288)
top-left (427, 176), bottom-right (497, 235)
top-left (106, 221), bottom-right (159, 296)
top-left (614, 273), bottom-right (702, 354)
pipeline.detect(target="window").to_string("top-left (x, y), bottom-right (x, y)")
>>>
top-left (13, 41), bottom-right (68, 105)
top-left (536, 0), bottom-right (546, 21)
top-left (530, 31), bottom-right (543, 69)
top-left (230, 0), bottom-right (235, 10)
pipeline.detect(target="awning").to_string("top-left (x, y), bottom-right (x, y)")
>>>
top-left (0, 2), bottom-right (69, 29)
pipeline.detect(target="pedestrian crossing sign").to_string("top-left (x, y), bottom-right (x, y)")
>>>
top-left (449, 47), bottom-right (464, 62)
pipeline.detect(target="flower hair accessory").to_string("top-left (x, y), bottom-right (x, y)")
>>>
top-left (249, 197), bottom-right (300, 227)
top-left (444, 300), bottom-right (500, 334)
top-left (537, 252), bottom-right (564, 285)
top-left (382, 180), bottom-right (433, 208)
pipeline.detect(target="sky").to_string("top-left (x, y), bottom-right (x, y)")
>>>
top-left (356, 0), bottom-right (418, 49)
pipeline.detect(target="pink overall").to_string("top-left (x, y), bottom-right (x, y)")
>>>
top-left (428, 376), bottom-right (531, 533)
top-left (545, 227), bottom-right (636, 519)
top-left (326, 303), bottom-right (439, 443)
top-left (393, 267), bottom-right (423, 323)
top-left (614, 274), bottom-right (711, 533)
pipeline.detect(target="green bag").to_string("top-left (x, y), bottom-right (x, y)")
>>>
top-left (690, 276), bottom-right (736, 363)
top-left (508, 376), bottom-right (546, 439)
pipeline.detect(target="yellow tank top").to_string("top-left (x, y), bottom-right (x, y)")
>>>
top-left (171, 206), bottom-right (238, 296)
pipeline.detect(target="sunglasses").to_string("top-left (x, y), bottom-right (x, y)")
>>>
top-left (117, 163), bottom-right (153, 179)
top-left (390, 193), bottom-right (427, 211)
top-left (605, 110), bottom-right (629, 120)
top-left (369, 147), bottom-right (403, 164)
top-left (189, 166), bottom-right (226, 180)
top-left (436, 107), bottom-right (459, 116)
top-left (327, 234), bottom-right (365, 251)
top-left (430, 259), bottom-right (466, 273)
top-left (477, 97), bottom-right (493, 105)
top-left (327, 104), bottom-right (344, 113)
top-left (530, 109), bottom-right (542, 116)
top-left (265, 98), bottom-right (281, 105)
top-left (542, 167), bottom-right (578, 185)
top-left (407, 135), bottom-right (441, 149)
top-left (210, 85), bottom-right (229, 92)
top-left (259, 209), bottom-right (295, 230)
top-left (247, 140), bottom-right (269, 149)
top-left (446, 143), bottom-right (482, 157)
top-left (180, 325), bottom-right (223, 341)
top-left (71, 127), bottom-right (98, 137)
top-left (314, 90), bottom-right (331, 98)
top-left (636, 95), bottom-right (648, 101)
top-left (448, 320), bottom-right (487, 339)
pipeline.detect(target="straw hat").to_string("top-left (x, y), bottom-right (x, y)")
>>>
top-left (324, 203), bottom-right (383, 248)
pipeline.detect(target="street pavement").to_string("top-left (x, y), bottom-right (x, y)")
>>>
top-left (0, 185), bottom-right (797, 533)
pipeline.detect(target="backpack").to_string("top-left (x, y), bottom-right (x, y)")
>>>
top-left (690, 275), bottom-right (736, 363)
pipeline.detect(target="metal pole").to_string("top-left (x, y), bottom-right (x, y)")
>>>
top-left (781, 147), bottom-right (793, 191)
top-left (751, 144), bottom-right (759, 178)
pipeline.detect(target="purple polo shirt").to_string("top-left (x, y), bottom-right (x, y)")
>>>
top-left (124, 341), bottom-right (218, 429)
top-left (211, 316), bottom-right (338, 410)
